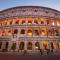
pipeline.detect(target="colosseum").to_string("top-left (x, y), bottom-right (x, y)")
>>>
top-left (0, 6), bottom-right (60, 54)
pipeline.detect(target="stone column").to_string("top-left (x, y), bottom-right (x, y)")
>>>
top-left (24, 40), bottom-right (27, 50)
top-left (41, 40), bottom-right (43, 49)
top-left (33, 41), bottom-right (35, 52)
top-left (15, 41), bottom-right (19, 52)
top-left (8, 41), bottom-right (11, 52)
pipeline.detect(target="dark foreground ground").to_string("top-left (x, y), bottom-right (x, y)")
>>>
top-left (0, 52), bottom-right (60, 60)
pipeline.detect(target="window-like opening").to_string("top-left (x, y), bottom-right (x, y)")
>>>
top-left (50, 42), bottom-right (54, 50)
top-left (48, 29), bottom-right (52, 36)
top-left (3, 20), bottom-right (7, 26)
top-left (57, 21), bottom-right (60, 26)
top-left (0, 29), bottom-right (5, 36)
top-left (54, 30), bottom-right (59, 36)
top-left (28, 20), bottom-right (32, 24)
top-left (34, 29), bottom-right (39, 35)
top-left (47, 20), bottom-right (50, 25)
top-left (6, 29), bottom-right (11, 36)
top-left (34, 18), bottom-right (38, 24)
top-left (12, 29), bottom-right (18, 35)
top-left (21, 20), bottom-right (25, 24)
top-left (20, 29), bottom-right (25, 34)
top-left (11, 43), bottom-right (16, 51)
top-left (5, 42), bottom-right (8, 49)
top-left (41, 29), bottom-right (46, 36)
top-left (27, 18), bottom-right (32, 24)
top-left (19, 42), bottom-right (24, 50)
top-left (27, 29), bottom-right (32, 36)
top-left (14, 18), bottom-right (19, 24)
top-left (43, 41), bottom-right (48, 49)
top-left (51, 20), bottom-right (56, 26)
top-left (27, 42), bottom-right (32, 50)
top-left (40, 18), bottom-right (46, 25)
top-left (20, 18), bottom-right (25, 24)
top-left (35, 42), bottom-right (40, 50)
top-left (9, 19), bottom-right (13, 25)
top-left (0, 21), bottom-right (2, 26)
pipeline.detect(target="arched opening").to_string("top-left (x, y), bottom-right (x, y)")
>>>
top-left (6, 29), bottom-right (11, 36)
top-left (57, 21), bottom-right (60, 26)
top-left (35, 42), bottom-right (40, 50)
top-left (47, 20), bottom-right (50, 25)
top-left (57, 42), bottom-right (60, 49)
top-left (50, 42), bottom-right (54, 52)
top-left (54, 30), bottom-right (59, 36)
top-left (20, 18), bottom-right (25, 24)
top-left (14, 18), bottom-right (19, 24)
top-left (2, 42), bottom-right (9, 52)
top-left (27, 18), bottom-right (32, 24)
top-left (11, 43), bottom-right (16, 51)
top-left (41, 28), bottom-right (46, 36)
top-left (12, 28), bottom-right (18, 35)
top-left (48, 29), bottom-right (53, 36)
top-left (51, 20), bottom-right (56, 26)
top-left (27, 29), bottom-right (32, 36)
top-left (5, 42), bottom-right (9, 50)
top-left (34, 18), bottom-right (38, 24)
top-left (20, 29), bottom-right (25, 34)
top-left (40, 17), bottom-right (46, 25)
top-left (34, 29), bottom-right (39, 36)
top-left (0, 29), bottom-right (5, 36)
top-left (19, 42), bottom-right (24, 50)
top-left (3, 20), bottom-right (7, 26)
top-left (27, 42), bottom-right (32, 50)
top-left (8, 19), bottom-right (13, 25)
top-left (0, 21), bottom-right (2, 26)
top-left (43, 41), bottom-right (48, 50)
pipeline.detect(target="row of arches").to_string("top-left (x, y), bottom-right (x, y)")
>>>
top-left (0, 17), bottom-right (60, 26)
top-left (0, 41), bottom-right (60, 52)
top-left (0, 28), bottom-right (59, 37)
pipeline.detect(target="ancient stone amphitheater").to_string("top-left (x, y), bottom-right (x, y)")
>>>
top-left (0, 6), bottom-right (60, 54)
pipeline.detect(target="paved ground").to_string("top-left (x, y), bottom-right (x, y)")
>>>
top-left (0, 52), bottom-right (60, 60)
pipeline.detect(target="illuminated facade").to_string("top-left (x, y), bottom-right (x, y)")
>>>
top-left (0, 6), bottom-right (60, 53)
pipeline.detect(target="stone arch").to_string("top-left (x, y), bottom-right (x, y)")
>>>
top-left (43, 41), bottom-right (48, 50)
top-left (19, 42), bottom-right (25, 50)
top-left (5, 42), bottom-right (9, 49)
top-left (35, 41), bottom-right (40, 50)
top-left (27, 42), bottom-right (33, 50)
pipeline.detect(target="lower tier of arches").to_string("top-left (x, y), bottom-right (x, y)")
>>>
top-left (0, 40), bottom-right (60, 53)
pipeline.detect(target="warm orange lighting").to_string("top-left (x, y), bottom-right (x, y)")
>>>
top-left (14, 18), bottom-right (19, 24)
top-left (3, 20), bottom-right (7, 26)
top-left (28, 32), bottom-right (32, 36)
top-left (12, 28), bottom-right (18, 35)
top-left (34, 18), bottom-right (38, 24)
top-left (27, 29), bottom-right (32, 36)
top-left (41, 29), bottom-right (46, 36)
top-left (40, 17), bottom-right (46, 25)
top-left (34, 29), bottom-right (39, 35)
top-left (52, 22), bottom-right (55, 26)
top-left (8, 19), bottom-right (13, 25)
top-left (27, 18), bottom-right (32, 24)
top-left (6, 29), bottom-right (11, 36)
top-left (0, 29), bottom-right (5, 36)
top-left (57, 21), bottom-right (60, 26)
top-left (43, 41), bottom-right (48, 49)
top-left (0, 21), bottom-right (2, 26)
top-left (20, 18), bottom-right (25, 24)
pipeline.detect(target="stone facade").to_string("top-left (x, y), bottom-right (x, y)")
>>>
top-left (0, 6), bottom-right (60, 53)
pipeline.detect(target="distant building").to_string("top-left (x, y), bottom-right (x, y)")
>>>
top-left (0, 6), bottom-right (60, 53)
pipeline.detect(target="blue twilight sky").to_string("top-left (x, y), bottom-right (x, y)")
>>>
top-left (0, 0), bottom-right (60, 11)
